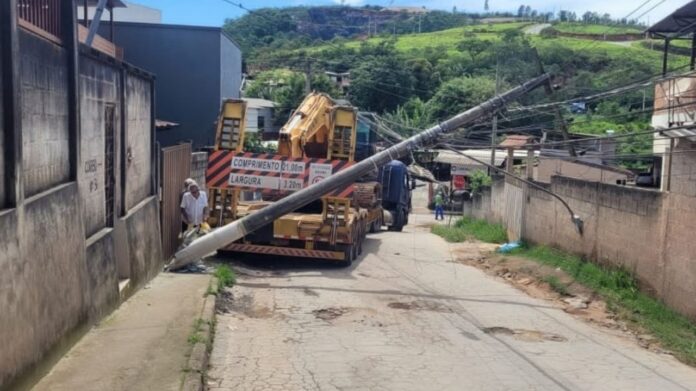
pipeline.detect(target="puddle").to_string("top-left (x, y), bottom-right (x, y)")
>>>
top-left (312, 307), bottom-right (351, 321)
top-left (303, 288), bottom-right (319, 297)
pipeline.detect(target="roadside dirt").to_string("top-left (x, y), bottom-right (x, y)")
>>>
top-left (451, 243), bottom-right (669, 355)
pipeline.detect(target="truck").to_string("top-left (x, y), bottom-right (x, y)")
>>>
top-left (206, 93), bottom-right (412, 265)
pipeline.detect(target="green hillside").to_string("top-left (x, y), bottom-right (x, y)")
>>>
top-left (244, 18), bottom-right (687, 169)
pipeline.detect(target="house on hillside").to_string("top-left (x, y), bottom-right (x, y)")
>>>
top-left (90, 3), bottom-right (243, 149)
top-left (244, 98), bottom-right (279, 139)
top-left (325, 71), bottom-right (351, 92)
top-left (1, 1), bottom-right (161, 387)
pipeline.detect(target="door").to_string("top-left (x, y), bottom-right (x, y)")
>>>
top-left (160, 143), bottom-right (192, 259)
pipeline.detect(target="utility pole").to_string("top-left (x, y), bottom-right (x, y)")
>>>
top-left (305, 59), bottom-right (312, 94)
top-left (490, 56), bottom-right (500, 173)
top-left (418, 13), bottom-right (422, 33)
top-left (532, 48), bottom-right (577, 157)
top-left (172, 74), bottom-right (552, 268)
top-left (368, 16), bottom-right (371, 37)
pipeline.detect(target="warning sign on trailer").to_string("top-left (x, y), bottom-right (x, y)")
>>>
top-left (309, 163), bottom-right (333, 185)
top-left (231, 156), bottom-right (305, 174)
top-left (207, 152), bottom-right (355, 197)
top-left (228, 174), bottom-right (279, 190)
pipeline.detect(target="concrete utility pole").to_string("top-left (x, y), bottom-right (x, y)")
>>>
top-left (490, 55), bottom-right (500, 172)
top-left (171, 74), bottom-right (551, 268)
top-left (305, 60), bottom-right (312, 94)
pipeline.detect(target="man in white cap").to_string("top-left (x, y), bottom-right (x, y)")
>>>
top-left (181, 181), bottom-right (208, 230)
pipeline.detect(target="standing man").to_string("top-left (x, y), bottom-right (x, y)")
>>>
top-left (434, 191), bottom-right (444, 221)
top-left (181, 182), bottom-right (209, 230)
top-left (181, 178), bottom-right (195, 233)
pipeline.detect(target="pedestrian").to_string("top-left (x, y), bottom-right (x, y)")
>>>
top-left (181, 178), bottom-right (195, 232)
top-left (434, 191), bottom-right (444, 221)
top-left (181, 182), bottom-right (209, 230)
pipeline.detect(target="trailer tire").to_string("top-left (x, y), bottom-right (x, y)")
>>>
top-left (341, 243), bottom-right (355, 267)
top-left (390, 209), bottom-right (405, 232)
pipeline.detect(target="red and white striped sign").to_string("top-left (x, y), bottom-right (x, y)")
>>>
top-left (206, 152), bottom-right (354, 198)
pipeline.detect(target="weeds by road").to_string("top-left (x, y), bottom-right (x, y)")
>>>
top-left (215, 265), bottom-right (237, 291)
top-left (431, 217), bottom-right (507, 243)
top-left (435, 217), bottom-right (696, 367)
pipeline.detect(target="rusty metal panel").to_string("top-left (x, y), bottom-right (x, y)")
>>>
top-left (160, 143), bottom-right (191, 259)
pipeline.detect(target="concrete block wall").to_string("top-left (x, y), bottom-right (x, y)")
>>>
top-left (661, 193), bottom-right (696, 316)
top-left (462, 172), bottom-right (696, 319)
top-left (0, 184), bottom-right (89, 387)
top-left (0, 32), bottom-right (5, 208)
top-left (79, 57), bottom-right (121, 237)
top-left (19, 31), bottom-right (70, 196)
top-left (125, 75), bottom-right (152, 210)
top-left (670, 140), bottom-right (696, 197)
top-left (0, 26), bottom-right (160, 387)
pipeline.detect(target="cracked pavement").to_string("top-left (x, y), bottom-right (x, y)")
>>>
top-left (208, 214), bottom-right (696, 391)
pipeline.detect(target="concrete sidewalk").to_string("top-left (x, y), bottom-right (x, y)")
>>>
top-left (33, 273), bottom-right (211, 391)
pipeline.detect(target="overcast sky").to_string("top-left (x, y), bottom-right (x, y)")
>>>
top-left (130, 0), bottom-right (692, 27)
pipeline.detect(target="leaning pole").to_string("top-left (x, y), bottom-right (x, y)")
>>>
top-left (171, 74), bottom-right (551, 269)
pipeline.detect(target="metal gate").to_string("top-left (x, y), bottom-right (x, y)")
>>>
top-left (160, 143), bottom-right (192, 259)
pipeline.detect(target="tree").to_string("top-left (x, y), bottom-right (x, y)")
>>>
top-left (517, 5), bottom-right (525, 17)
top-left (349, 56), bottom-right (415, 112)
top-left (457, 38), bottom-right (489, 62)
top-left (427, 76), bottom-right (496, 119)
top-left (484, 0), bottom-right (489, 11)
top-left (406, 58), bottom-right (439, 100)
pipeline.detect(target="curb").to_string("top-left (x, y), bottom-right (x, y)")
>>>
top-left (181, 276), bottom-right (219, 391)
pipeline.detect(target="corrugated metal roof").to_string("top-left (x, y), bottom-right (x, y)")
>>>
top-left (647, 0), bottom-right (696, 37)
top-left (662, 127), bottom-right (696, 141)
top-left (433, 149), bottom-right (532, 167)
top-left (244, 98), bottom-right (276, 108)
top-left (499, 135), bottom-right (534, 149)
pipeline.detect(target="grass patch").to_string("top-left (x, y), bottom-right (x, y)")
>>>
top-left (541, 275), bottom-right (569, 296)
top-left (215, 265), bottom-right (236, 291)
top-left (187, 333), bottom-right (204, 345)
top-left (553, 22), bottom-right (641, 35)
top-left (511, 245), bottom-right (696, 366)
top-left (431, 217), bottom-right (507, 244)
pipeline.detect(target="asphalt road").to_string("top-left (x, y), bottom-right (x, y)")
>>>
top-left (208, 214), bottom-right (696, 391)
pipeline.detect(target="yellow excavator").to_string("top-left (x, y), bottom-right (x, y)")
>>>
top-left (206, 93), bottom-right (384, 265)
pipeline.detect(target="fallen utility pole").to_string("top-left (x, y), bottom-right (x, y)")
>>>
top-left (171, 74), bottom-right (551, 269)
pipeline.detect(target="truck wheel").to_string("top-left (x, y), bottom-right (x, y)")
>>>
top-left (370, 215), bottom-right (382, 233)
top-left (390, 209), bottom-right (405, 232)
top-left (341, 243), bottom-right (355, 267)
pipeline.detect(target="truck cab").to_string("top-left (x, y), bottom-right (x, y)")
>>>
top-left (379, 160), bottom-right (412, 232)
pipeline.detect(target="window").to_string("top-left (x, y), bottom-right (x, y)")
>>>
top-left (257, 115), bottom-right (265, 131)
